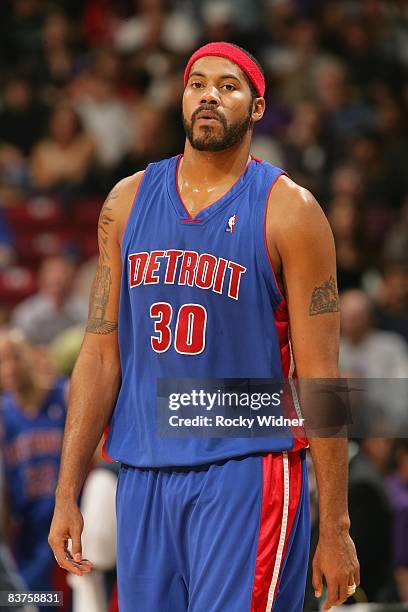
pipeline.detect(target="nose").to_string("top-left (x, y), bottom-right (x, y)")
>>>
top-left (200, 85), bottom-right (220, 106)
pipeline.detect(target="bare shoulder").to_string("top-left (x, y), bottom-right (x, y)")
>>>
top-left (100, 170), bottom-right (145, 242)
top-left (264, 175), bottom-right (335, 279)
top-left (102, 170), bottom-right (145, 217)
top-left (266, 175), bottom-right (333, 252)
top-left (115, 170), bottom-right (145, 195)
top-left (268, 175), bottom-right (327, 230)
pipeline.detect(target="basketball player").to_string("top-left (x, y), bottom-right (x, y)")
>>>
top-left (0, 332), bottom-right (69, 611)
top-left (49, 43), bottom-right (359, 611)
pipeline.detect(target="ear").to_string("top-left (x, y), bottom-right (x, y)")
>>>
top-left (251, 97), bottom-right (265, 123)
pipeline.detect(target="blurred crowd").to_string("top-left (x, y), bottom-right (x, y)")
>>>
top-left (0, 0), bottom-right (407, 610)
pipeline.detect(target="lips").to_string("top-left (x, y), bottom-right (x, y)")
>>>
top-left (195, 111), bottom-right (220, 122)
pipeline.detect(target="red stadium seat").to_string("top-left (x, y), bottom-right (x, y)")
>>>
top-left (5, 197), bottom-right (64, 231)
top-left (0, 266), bottom-right (37, 305)
top-left (16, 230), bottom-right (75, 266)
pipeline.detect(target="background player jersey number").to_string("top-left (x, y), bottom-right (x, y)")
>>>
top-left (150, 302), bottom-right (207, 355)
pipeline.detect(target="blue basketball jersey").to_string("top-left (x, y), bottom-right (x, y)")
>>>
top-left (0, 379), bottom-right (67, 593)
top-left (105, 155), bottom-right (307, 467)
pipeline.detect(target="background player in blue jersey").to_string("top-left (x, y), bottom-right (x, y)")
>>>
top-left (49, 43), bottom-right (359, 611)
top-left (0, 331), bottom-right (69, 611)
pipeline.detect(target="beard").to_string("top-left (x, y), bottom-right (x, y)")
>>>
top-left (182, 103), bottom-right (253, 152)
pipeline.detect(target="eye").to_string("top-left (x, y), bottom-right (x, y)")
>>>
top-left (191, 81), bottom-right (203, 89)
top-left (222, 83), bottom-right (236, 91)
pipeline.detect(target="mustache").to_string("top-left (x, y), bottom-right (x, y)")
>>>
top-left (191, 105), bottom-right (226, 125)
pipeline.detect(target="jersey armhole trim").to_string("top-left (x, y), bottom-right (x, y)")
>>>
top-left (263, 171), bottom-right (287, 306)
top-left (120, 169), bottom-right (148, 251)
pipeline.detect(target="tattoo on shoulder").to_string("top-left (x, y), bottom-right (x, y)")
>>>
top-left (98, 188), bottom-right (118, 262)
top-left (309, 276), bottom-right (340, 316)
top-left (86, 263), bottom-right (118, 335)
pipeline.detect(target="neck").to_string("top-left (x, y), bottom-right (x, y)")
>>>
top-left (181, 138), bottom-right (252, 187)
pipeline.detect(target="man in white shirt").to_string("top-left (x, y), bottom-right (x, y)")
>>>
top-left (12, 256), bottom-right (87, 345)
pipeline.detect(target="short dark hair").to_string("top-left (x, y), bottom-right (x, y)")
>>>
top-left (230, 44), bottom-right (265, 99)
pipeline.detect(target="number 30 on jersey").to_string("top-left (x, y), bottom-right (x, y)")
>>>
top-left (150, 302), bottom-right (207, 355)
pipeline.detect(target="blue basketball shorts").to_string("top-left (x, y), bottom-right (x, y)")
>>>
top-left (116, 450), bottom-right (310, 612)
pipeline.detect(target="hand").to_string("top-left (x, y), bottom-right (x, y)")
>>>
top-left (48, 500), bottom-right (93, 576)
top-left (312, 527), bottom-right (360, 610)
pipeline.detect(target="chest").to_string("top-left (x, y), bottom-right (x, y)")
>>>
top-left (178, 181), bottom-right (240, 218)
top-left (119, 157), bottom-right (283, 312)
top-left (125, 184), bottom-right (259, 303)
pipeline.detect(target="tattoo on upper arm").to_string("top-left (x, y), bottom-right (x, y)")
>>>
top-left (86, 262), bottom-right (118, 334)
top-left (86, 188), bottom-right (119, 335)
top-left (309, 276), bottom-right (340, 316)
top-left (98, 188), bottom-right (118, 263)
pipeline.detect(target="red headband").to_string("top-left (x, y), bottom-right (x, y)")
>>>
top-left (184, 42), bottom-right (265, 97)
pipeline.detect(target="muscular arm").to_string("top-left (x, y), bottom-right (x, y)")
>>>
top-left (49, 172), bottom-right (144, 575)
top-left (55, 189), bottom-right (122, 503)
top-left (267, 176), bottom-right (359, 609)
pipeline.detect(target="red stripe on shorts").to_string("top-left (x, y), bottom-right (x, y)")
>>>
top-left (250, 451), bottom-right (303, 611)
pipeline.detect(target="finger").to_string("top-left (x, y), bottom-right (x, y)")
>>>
top-left (64, 549), bottom-right (93, 574)
top-left (52, 542), bottom-right (86, 577)
top-left (312, 564), bottom-right (323, 598)
top-left (77, 558), bottom-right (93, 569)
top-left (65, 549), bottom-right (93, 571)
top-left (338, 572), bottom-right (351, 604)
top-left (49, 535), bottom-right (71, 570)
top-left (70, 528), bottom-right (83, 563)
top-left (79, 561), bottom-right (93, 572)
top-left (323, 578), bottom-right (340, 611)
top-left (344, 571), bottom-right (357, 601)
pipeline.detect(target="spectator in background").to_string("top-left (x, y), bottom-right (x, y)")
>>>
top-left (268, 17), bottom-right (321, 106)
top-left (374, 91), bottom-right (408, 207)
top-left (72, 49), bottom-right (132, 176)
top-left (199, 2), bottom-right (242, 49)
top-left (0, 77), bottom-right (48, 157)
top-left (1, 442), bottom-right (38, 612)
top-left (375, 257), bottom-right (408, 345)
top-left (387, 440), bottom-right (408, 604)
top-left (375, 202), bottom-right (408, 343)
top-left (312, 57), bottom-right (373, 144)
top-left (0, 330), bottom-right (69, 610)
top-left (0, 77), bottom-right (47, 196)
top-left (114, 101), bottom-right (175, 180)
top-left (80, 0), bottom-right (119, 47)
top-left (340, 289), bottom-right (408, 378)
top-left (283, 100), bottom-right (332, 199)
top-left (114, 0), bottom-right (200, 57)
top-left (313, 57), bottom-right (372, 146)
top-left (348, 438), bottom-right (394, 602)
top-left (35, 10), bottom-right (78, 91)
top-left (12, 256), bottom-right (88, 345)
top-left (340, 14), bottom-right (389, 89)
top-left (1, 0), bottom-right (46, 69)
top-left (30, 104), bottom-right (95, 207)
top-left (349, 131), bottom-right (397, 221)
top-left (328, 172), bottom-right (367, 290)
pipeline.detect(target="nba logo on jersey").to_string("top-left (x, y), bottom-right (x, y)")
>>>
top-left (226, 214), bottom-right (238, 233)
